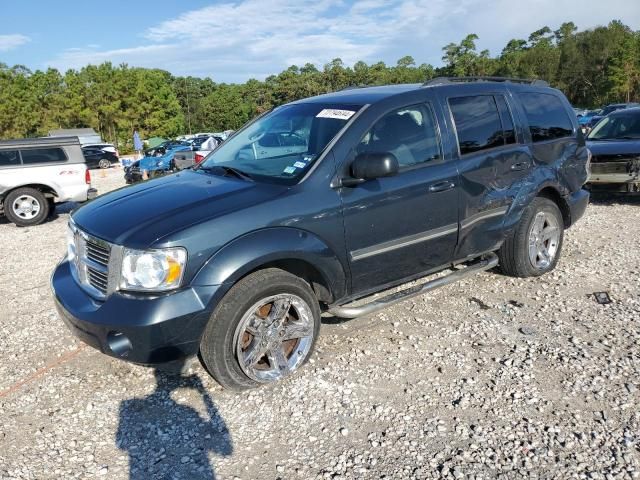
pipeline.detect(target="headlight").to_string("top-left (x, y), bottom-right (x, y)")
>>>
top-left (120, 247), bottom-right (187, 292)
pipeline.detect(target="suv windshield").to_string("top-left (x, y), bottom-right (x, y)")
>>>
top-left (588, 112), bottom-right (640, 140)
top-left (199, 103), bottom-right (362, 184)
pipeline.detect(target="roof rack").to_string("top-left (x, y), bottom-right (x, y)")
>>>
top-left (423, 76), bottom-right (549, 87)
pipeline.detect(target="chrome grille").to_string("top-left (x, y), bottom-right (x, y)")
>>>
top-left (69, 222), bottom-right (118, 299)
top-left (86, 238), bottom-right (110, 267)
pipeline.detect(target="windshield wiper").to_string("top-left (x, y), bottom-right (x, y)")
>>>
top-left (199, 165), bottom-right (254, 181)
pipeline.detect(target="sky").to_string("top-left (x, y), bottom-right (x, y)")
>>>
top-left (1, 0), bottom-right (640, 83)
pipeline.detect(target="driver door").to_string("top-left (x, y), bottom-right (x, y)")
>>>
top-left (339, 102), bottom-right (460, 294)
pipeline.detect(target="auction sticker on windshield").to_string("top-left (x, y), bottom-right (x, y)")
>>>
top-left (316, 109), bottom-right (356, 120)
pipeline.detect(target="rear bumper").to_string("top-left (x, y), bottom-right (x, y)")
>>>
top-left (52, 259), bottom-right (219, 364)
top-left (566, 189), bottom-right (589, 227)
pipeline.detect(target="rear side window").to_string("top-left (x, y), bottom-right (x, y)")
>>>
top-left (449, 95), bottom-right (503, 155)
top-left (518, 92), bottom-right (573, 142)
top-left (20, 147), bottom-right (67, 165)
top-left (0, 150), bottom-right (20, 167)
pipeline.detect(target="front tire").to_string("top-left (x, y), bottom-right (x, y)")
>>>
top-left (498, 197), bottom-right (564, 277)
top-left (4, 187), bottom-right (50, 227)
top-left (98, 159), bottom-right (111, 169)
top-left (199, 268), bottom-right (321, 390)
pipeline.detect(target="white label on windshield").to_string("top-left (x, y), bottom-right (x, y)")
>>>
top-left (316, 109), bottom-right (356, 120)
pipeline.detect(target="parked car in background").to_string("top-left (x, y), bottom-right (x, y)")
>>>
top-left (52, 77), bottom-right (589, 390)
top-left (0, 137), bottom-right (96, 226)
top-left (586, 107), bottom-right (640, 193)
top-left (174, 136), bottom-right (224, 170)
top-left (588, 103), bottom-right (640, 129)
top-left (82, 146), bottom-right (119, 169)
top-left (124, 145), bottom-right (191, 183)
top-left (578, 109), bottom-right (602, 127)
top-left (144, 140), bottom-right (190, 157)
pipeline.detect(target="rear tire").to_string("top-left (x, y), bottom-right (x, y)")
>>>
top-left (199, 268), bottom-right (321, 390)
top-left (498, 197), bottom-right (564, 277)
top-left (98, 159), bottom-right (111, 169)
top-left (4, 187), bottom-right (50, 227)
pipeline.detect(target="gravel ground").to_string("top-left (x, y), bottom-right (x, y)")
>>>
top-left (0, 167), bottom-right (639, 479)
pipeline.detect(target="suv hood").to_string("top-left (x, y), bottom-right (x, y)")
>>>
top-left (72, 170), bottom-right (286, 247)
top-left (586, 140), bottom-right (640, 160)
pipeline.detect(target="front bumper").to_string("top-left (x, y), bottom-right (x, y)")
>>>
top-left (52, 260), bottom-right (219, 364)
top-left (566, 188), bottom-right (589, 227)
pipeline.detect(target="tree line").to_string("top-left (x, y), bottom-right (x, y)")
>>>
top-left (1, 20), bottom-right (638, 150)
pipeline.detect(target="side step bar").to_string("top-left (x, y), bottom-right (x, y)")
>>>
top-left (327, 253), bottom-right (499, 319)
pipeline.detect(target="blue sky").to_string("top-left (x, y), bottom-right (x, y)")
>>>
top-left (2, 0), bottom-right (640, 83)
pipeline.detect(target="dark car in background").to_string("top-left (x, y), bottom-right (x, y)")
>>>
top-left (52, 77), bottom-right (589, 391)
top-left (81, 146), bottom-right (119, 169)
top-left (587, 107), bottom-right (640, 193)
top-left (587, 103), bottom-right (640, 129)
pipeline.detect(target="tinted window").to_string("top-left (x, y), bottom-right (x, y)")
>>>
top-left (450, 95), bottom-right (503, 155)
top-left (0, 150), bottom-right (20, 167)
top-left (20, 147), bottom-right (67, 165)
top-left (495, 95), bottom-right (516, 145)
top-left (518, 92), bottom-right (573, 142)
top-left (358, 104), bottom-right (441, 168)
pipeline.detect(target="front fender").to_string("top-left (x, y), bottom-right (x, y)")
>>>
top-left (191, 227), bottom-right (348, 301)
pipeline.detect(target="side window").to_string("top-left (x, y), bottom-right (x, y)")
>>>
top-left (20, 147), bottom-right (68, 165)
top-left (518, 92), bottom-right (574, 142)
top-left (495, 95), bottom-right (516, 145)
top-left (0, 150), bottom-right (20, 167)
top-left (358, 104), bottom-right (441, 168)
top-left (449, 95), bottom-right (504, 155)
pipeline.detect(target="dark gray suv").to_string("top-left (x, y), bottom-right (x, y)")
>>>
top-left (52, 77), bottom-right (590, 390)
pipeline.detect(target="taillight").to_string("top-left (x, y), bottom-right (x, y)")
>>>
top-left (85, 169), bottom-right (91, 185)
top-left (194, 154), bottom-right (204, 164)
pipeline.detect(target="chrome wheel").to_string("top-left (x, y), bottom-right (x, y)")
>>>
top-left (528, 211), bottom-right (560, 270)
top-left (98, 159), bottom-right (110, 169)
top-left (12, 194), bottom-right (41, 220)
top-left (234, 294), bottom-right (315, 383)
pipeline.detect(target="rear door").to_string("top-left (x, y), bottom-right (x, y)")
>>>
top-left (441, 91), bottom-right (533, 259)
top-left (339, 100), bottom-right (460, 294)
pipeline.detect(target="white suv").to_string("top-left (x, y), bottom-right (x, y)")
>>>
top-left (0, 136), bottom-right (97, 226)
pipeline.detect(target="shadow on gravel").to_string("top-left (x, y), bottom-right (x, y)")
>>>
top-left (116, 361), bottom-right (233, 479)
top-left (588, 191), bottom-right (640, 206)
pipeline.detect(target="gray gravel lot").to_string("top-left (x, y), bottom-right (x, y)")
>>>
top-left (1, 167), bottom-right (639, 479)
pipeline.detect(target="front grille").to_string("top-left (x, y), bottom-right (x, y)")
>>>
top-left (70, 224), bottom-right (114, 299)
top-left (87, 266), bottom-right (108, 294)
top-left (86, 238), bottom-right (110, 267)
top-left (590, 162), bottom-right (629, 175)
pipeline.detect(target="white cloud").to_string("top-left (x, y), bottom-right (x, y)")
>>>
top-left (46, 0), bottom-right (640, 82)
top-left (0, 34), bottom-right (30, 52)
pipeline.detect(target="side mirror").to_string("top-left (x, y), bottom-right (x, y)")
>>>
top-left (347, 152), bottom-right (399, 185)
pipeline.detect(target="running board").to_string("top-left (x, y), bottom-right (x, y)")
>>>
top-left (328, 253), bottom-right (499, 318)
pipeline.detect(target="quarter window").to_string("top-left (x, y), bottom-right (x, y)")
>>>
top-left (20, 147), bottom-right (67, 165)
top-left (518, 92), bottom-right (573, 142)
top-left (358, 104), bottom-right (441, 168)
top-left (449, 95), bottom-right (504, 155)
top-left (0, 150), bottom-right (20, 167)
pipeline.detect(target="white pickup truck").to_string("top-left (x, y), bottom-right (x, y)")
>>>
top-left (0, 136), bottom-right (97, 226)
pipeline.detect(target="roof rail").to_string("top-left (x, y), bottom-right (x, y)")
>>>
top-left (423, 76), bottom-right (549, 87)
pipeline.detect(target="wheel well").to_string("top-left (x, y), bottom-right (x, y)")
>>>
top-left (10, 184), bottom-right (58, 199)
top-left (537, 187), bottom-right (570, 228)
top-left (246, 259), bottom-right (334, 304)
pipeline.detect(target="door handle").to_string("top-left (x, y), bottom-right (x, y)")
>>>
top-left (510, 162), bottom-right (530, 171)
top-left (428, 180), bottom-right (456, 193)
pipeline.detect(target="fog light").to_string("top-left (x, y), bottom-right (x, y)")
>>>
top-left (107, 331), bottom-right (132, 358)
